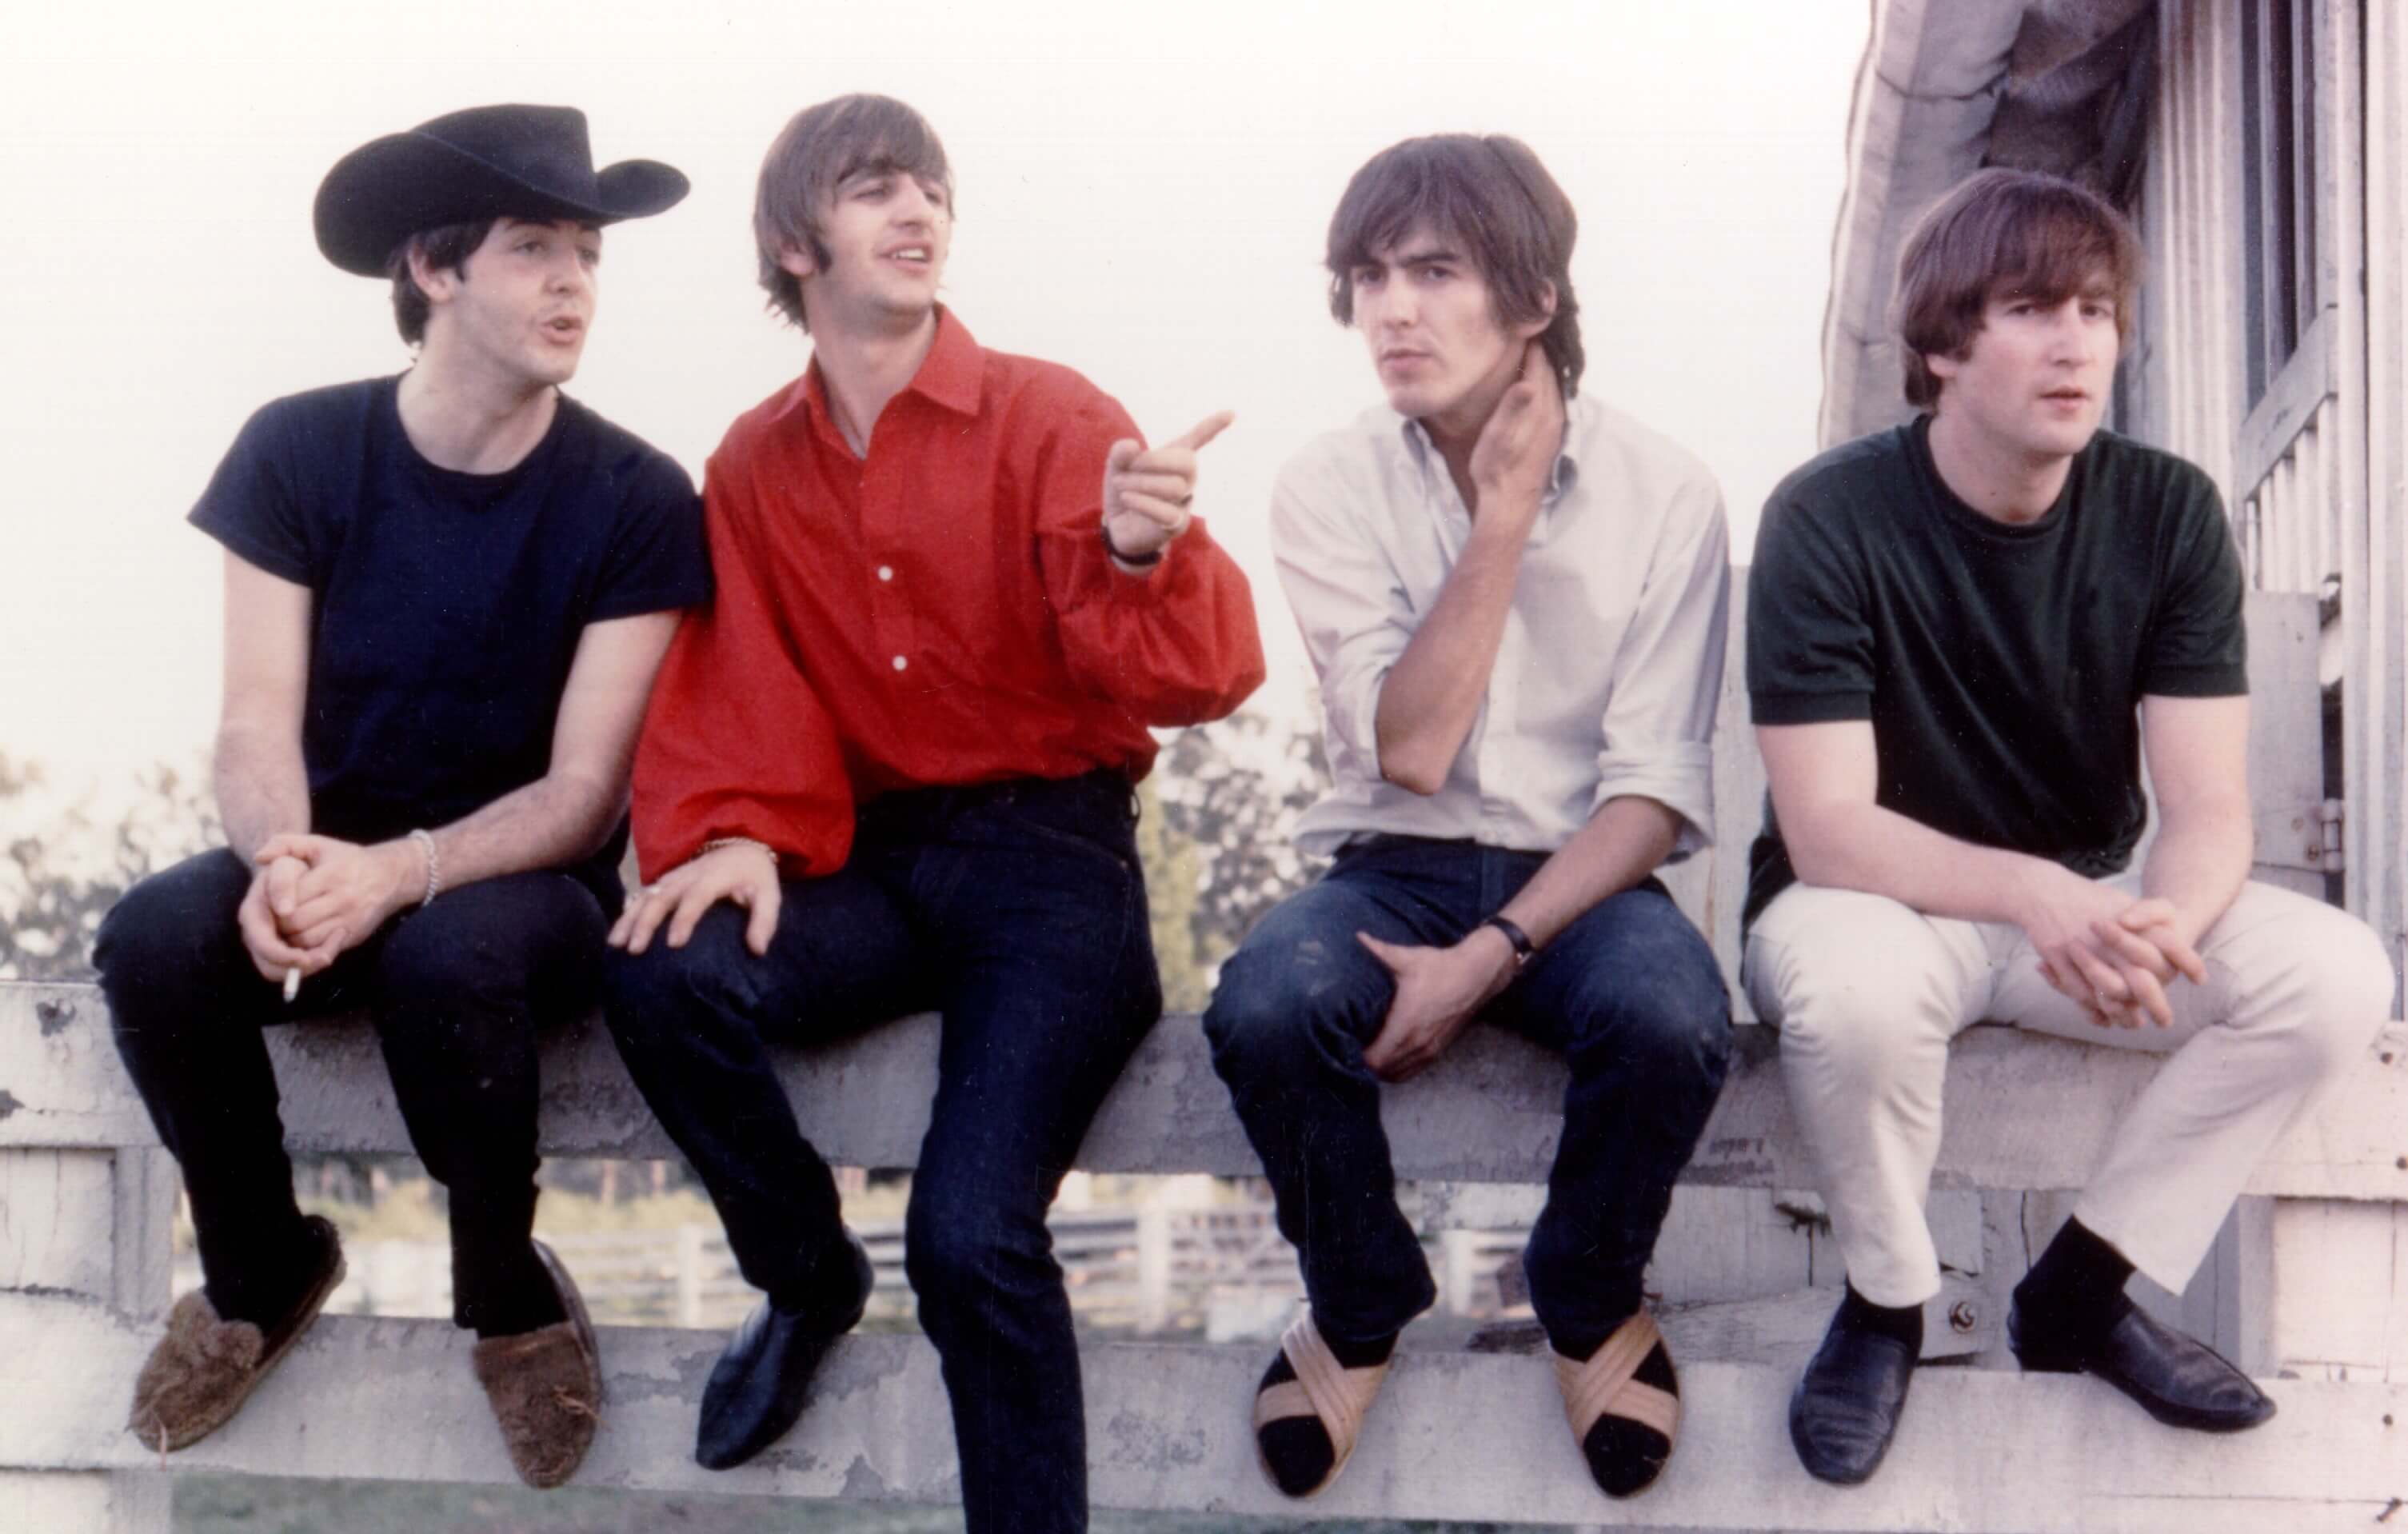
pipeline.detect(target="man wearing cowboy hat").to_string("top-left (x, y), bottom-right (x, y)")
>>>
top-left (93, 103), bottom-right (709, 1489)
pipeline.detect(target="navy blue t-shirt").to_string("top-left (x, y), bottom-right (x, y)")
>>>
top-left (190, 374), bottom-right (711, 909)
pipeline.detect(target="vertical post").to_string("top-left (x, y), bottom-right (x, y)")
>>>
top-left (1440, 1230), bottom-right (1484, 1317)
top-left (0, 1144), bottom-right (176, 1534)
top-left (1135, 1204), bottom-right (1172, 1335)
top-left (676, 1223), bottom-right (706, 1329)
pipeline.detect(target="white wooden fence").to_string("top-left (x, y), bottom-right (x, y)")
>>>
top-left (258, 1204), bottom-right (1317, 1340)
top-left (2, 591), bottom-right (2402, 1532)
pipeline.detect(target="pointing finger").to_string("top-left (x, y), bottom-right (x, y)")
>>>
top-left (1165, 410), bottom-right (1235, 453)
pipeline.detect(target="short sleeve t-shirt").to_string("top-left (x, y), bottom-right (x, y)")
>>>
top-left (190, 374), bottom-right (711, 908)
top-left (1743, 416), bottom-right (2246, 929)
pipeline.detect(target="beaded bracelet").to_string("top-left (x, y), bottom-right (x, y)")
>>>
top-left (408, 828), bottom-right (443, 905)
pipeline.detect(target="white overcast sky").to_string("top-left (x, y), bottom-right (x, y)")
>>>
top-left (2, 0), bottom-right (1868, 792)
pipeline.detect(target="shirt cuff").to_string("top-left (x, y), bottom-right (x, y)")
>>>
top-left (1748, 689), bottom-right (1873, 726)
top-left (1592, 741), bottom-right (1715, 858)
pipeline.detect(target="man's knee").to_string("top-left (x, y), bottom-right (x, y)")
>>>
top-left (1757, 937), bottom-right (1958, 1097)
top-left (601, 905), bottom-right (761, 1041)
top-left (2242, 901), bottom-right (2398, 1081)
top-left (378, 877), bottom-right (599, 1016)
top-left (1202, 929), bottom-right (1379, 1090)
top-left (94, 849), bottom-right (254, 1017)
top-left (903, 1179), bottom-right (1053, 1308)
top-left (1555, 913), bottom-right (1731, 1087)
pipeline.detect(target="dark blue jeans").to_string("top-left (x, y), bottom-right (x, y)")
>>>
top-left (1204, 834), bottom-right (1731, 1348)
top-left (602, 772), bottom-right (1160, 1534)
top-left (95, 848), bottom-right (607, 1332)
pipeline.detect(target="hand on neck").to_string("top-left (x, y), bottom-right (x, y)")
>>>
top-left (1422, 350), bottom-right (1531, 511)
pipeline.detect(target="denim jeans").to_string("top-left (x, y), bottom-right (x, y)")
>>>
top-left (602, 771), bottom-right (1160, 1534)
top-left (95, 848), bottom-right (607, 1332)
top-left (1204, 834), bottom-right (1731, 1348)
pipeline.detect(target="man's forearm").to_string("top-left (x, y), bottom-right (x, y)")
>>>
top-left (213, 724), bottom-right (309, 862)
top-left (1495, 795), bottom-right (1684, 949)
top-left (1783, 799), bottom-right (2063, 929)
top-left (2139, 795), bottom-right (2253, 945)
top-left (1373, 511), bottom-right (1533, 793)
top-left (415, 769), bottom-right (627, 895)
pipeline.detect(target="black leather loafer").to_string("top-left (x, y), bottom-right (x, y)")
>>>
top-left (1788, 1304), bottom-right (1917, 1485)
top-left (695, 1232), bottom-right (876, 1470)
top-left (2010, 1296), bottom-right (2274, 1432)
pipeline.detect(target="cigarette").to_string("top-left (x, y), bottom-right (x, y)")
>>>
top-left (282, 966), bottom-right (301, 1004)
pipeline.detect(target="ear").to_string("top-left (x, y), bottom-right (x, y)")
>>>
top-left (407, 241), bottom-right (463, 306)
top-left (1924, 347), bottom-right (1963, 386)
top-left (1511, 279), bottom-right (1558, 342)
top-left (776, 240), bottom-right (817, 281)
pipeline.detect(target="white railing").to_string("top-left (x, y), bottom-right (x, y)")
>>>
top-left (2, 591), bottom-right (2402, 1532)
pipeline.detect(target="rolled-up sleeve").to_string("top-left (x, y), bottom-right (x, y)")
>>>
top-left (1591, 475), bottom-right (1730, 857)
top-left (1270, 453), bottom-right (1416, 789)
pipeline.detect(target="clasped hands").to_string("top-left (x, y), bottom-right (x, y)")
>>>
top-left (236, 833), bottom-right (426, 983)
top-left (1100, 410), bottom-right (1234, 564)
top-left (2018, 867), bottom-right (2206, 1029)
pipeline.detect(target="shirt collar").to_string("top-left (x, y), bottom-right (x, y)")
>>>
top-left (788, 306), bottom-right (986, 441)
top-left (1392, 401), bottom-right (1582, 501)
top-left (901, 306), bottom-right (985, 417)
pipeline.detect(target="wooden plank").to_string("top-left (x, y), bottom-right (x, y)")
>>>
top-left (2, 1295), bottom-right (2396, 1532)
top-left (2233, 310), bottom-right (2335, 501)
top-left (6, 984), bottom-right (2403, 1200)
top-left (2269, 1199), bottom-right (2399, 1375)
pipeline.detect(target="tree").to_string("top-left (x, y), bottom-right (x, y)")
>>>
top-left (0, 752), bottom-right (218, 981)
top-left (1143, 710), bottom-right (1331, 1012)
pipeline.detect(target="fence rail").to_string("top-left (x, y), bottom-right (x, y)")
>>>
top-left (4, 589), bottom-right (2403, 1531)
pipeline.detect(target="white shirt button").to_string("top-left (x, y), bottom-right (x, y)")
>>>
top-left (892, 655), bottom-right (908, 672)
top-left (877, 565), bottom-right (893, 581)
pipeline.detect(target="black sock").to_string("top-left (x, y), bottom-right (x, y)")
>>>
top-left (1839, 1282), bottom-right (1925, 1351)
top-left (769, 1240), bottom-right (865, 1320)
top-left (1553, 1314), bottom-right (1679, 1499)
top-left (2015, 1217), bottom-right (2134, 1341)
top-left (203, 1218), bottom-right (324, 1331)
top-left (468, 1244), bottom-right (568, 1340)
top-left (1256, 1328), bottom-right (1396, 1496)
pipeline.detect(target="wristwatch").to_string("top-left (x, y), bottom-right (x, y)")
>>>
top-left (1479, 913), bottom-right (1538, 969)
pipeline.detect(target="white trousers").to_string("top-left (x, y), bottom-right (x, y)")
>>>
top-left (1744, 875), bottom-right (2393, 1308)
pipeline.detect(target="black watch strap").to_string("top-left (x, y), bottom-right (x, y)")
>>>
top-left (1100, 519), bottom-right (1165, 569)
top-left (1480, 913), bottom-right (1537, 968)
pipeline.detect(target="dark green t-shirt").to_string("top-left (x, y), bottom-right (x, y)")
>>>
top-left (1742, 416), bottom-right (2246, 929)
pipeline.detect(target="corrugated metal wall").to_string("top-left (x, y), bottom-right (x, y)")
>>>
top-left (2142, 0), bottom-right (2406, 979)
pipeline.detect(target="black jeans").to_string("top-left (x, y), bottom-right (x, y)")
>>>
top-left (602, 772), bottom-right (1160, 1534)
top-left (94, 848), bottom-right (607, 1332)
top-left (1204, 835), bottom-right (1732, 1348)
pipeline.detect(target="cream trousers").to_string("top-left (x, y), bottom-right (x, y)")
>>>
top-left (1743, 875), bottom-right (2393, 1308)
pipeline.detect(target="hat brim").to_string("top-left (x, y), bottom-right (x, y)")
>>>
top-left (314, 133), bottom-right (689, 276)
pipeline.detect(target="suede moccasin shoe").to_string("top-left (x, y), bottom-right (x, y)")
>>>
top-left (128, 1215), bottom-right (346, 1452)
top-left (472, 1241), bottom-right (605, 1489)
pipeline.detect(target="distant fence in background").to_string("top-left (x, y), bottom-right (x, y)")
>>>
top-left (194, 1199), bottom-right (1533, 1343)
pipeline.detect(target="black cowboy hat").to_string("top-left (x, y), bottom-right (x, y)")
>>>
top-left (314, 103), bottom-right (689, 276)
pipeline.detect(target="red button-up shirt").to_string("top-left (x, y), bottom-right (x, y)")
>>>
top-left (632, 310), bottom-right (1265, 879)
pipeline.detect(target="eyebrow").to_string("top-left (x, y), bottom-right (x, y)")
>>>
top-left (1368, 246), bottom-right (1465, 270)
